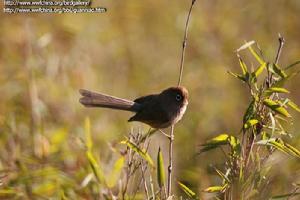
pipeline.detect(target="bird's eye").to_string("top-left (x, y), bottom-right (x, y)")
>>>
top-left (175, 94), bottom-right (182, 101)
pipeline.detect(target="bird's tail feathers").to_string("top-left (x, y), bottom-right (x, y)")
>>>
top-left (79, 89), bottom-right (139, 112)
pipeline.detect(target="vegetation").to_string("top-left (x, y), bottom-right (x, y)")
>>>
top-left (200, 39), bottom-right (300, 199)
top-left (1, 0), bottom-right (300, 199)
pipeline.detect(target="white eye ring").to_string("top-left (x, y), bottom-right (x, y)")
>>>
top-left (176, 94), bottom-right (182, 101)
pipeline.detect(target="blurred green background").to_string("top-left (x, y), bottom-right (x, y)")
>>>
top-left (1, 0), bottom-right (300, 199)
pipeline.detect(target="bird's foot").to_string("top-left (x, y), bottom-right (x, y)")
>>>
top-left (159, 129), bottom-right (173, 140)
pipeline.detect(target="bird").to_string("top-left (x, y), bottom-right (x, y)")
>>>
top-left (79, 86), bottom-right (188, 129)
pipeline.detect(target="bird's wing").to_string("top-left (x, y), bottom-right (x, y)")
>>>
top-left (128, 98), bottom-right (170, 128)
top-left (133, 94), bottom-right (156, 104)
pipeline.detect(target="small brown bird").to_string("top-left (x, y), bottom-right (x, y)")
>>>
top-left (79, 87), bottom-right (188, 128)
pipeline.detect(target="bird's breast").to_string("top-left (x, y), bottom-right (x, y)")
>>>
top-left (171, 103), bottom-right (187, 125)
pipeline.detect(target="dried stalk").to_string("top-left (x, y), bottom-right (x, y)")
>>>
top-left (167, 0), bottom-right (197, 197)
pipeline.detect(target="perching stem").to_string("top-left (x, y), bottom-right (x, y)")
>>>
top-left (167, 125), bottom-right (174, 197)
top-left (177, 0), bottom-right (197, 86)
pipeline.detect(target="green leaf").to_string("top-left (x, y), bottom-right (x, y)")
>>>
top-left (287, 100), bottom-right (300, 112)
top-left (84, 117), bottom-right (105, 184)
top-left (86, 151), bottom-right (105, 183)
top-left (177, 182), bottom-right (197, 199)
top-left (107, 156), bottom-right (125, 188)
top-left (157, 147), bottom-right (165, 188)
top-left (243, 119), bottom-right (259, 129)
top-left (121, 140), bottom-right (154, 167)
top-left (228, 71), bottom-right (246, 82)
top-left (263, 99), bottom-right (291, 117)
top-left (270, 63), bottom-right (287, 78)
top-left (85, 117), bottom-right (92, 150)
top-left (265, 87), bottom-right (290, 94)
top-left (249, 45), bottom-right (264, 65)
top-left (253, 62), bottom-right (267, 78)
top-left (285, 60), bottom-right (300, 70)
top-left (204, 185), bottom-right (226, 193)
top-left (274, 70), bottom-right (300, 87)
top-left (285, 143), bottom-right (300, 158)
top-left (228, 136), bottom-right (241, 156)
top-left (238, 56), bottom-right (248, 75)
top-left (200, 134), bottom-right (229, 153)
top-left (243, 99), bottom-right (256, 123)
top-left (256, 138), bottom-right (300, 159)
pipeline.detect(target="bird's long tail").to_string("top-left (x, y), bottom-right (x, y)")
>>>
top-left (79, 89), bottom-right (140, 112)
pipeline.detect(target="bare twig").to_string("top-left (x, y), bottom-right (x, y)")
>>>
top-left (167, 0), bottom-right (197, 197)
top-left (177, 0), bottom-right (197, 86)
top-left (275, 34), bottom-right (285, 65)
top-left (167, 125), bottom-right (175, 197)
top-left (139, 162), bottom-right (150, 200)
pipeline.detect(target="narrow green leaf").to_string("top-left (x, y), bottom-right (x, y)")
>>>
top-left (287, 100), bottom-right (300, 112)
top-left (157, 147), bottom-right (165, 188)
top-left (121, 140), bottom-right (154, 167)
top-left (200, 134), bottom-right (229, 153)
top-left (285, 143), bottom-right (300, 158)
top-left (271, 63), bottom-right (287, 78)
top-left (238, 57), bottom-right (248, 75)
top-left (177, 182), bottom-right (197, 199)
top-left (85, 117), bottom-right (92, 150)
top-left (265, 87), bottom-right (290, 94)
top-left (263, 99), bottom-right (291, 117)
top-left (249, 45), bottom-right (264, 65)
top-left (285, 60), bottom-right (300, 70)
top-left (107, 156), bottom-right (125, 188)
top-left (254, 62), bottom-right (267, 77)
top-left (204, 185), bottom-right (225, 193)
top-left (84, 117), bottom-right (105, 183)
top-left (243, 99), bottom-right (256, 123)
top-left (228, 136), bottom-right (241, 156)
top-left (256, 138), bottom-right (300, 159)
top-left (227, 71), bottom-right (246, 82)
top-left (274, 70), bottom-right (300, 87)
top-left (86, 151), bottom-right (105, 183)
top-left (243, 119), bottom-right (259, 129)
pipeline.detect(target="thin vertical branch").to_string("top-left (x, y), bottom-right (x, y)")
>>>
top-left (167, 125), bottom-right (174, 197)
top-left (168, 0), bottom-right (197, 197)
top-left (270, 34), bottom-right (285, 86)
top-left (275, 34), bottom-right (285, 65)
top-left (177, 0), bottom-right (197, 86)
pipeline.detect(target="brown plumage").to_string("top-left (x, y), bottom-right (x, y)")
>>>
top-left (79, 86), bottom-right (188, 129)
